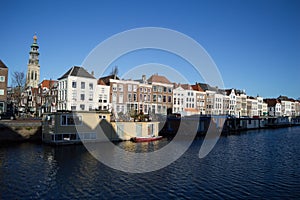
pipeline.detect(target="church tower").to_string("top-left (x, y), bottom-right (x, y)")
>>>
top-left (26, 34), bottom-right (40, 88)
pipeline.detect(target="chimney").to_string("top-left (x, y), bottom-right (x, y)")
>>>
top-left (142, 75), bottom-right (146, 83)
top-left (91, 71), bottom-right (94, 76)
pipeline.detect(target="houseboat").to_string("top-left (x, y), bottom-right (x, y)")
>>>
top-left (42, 111), bottom-right (160, 145)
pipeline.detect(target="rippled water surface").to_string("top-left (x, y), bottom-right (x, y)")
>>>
top-left (1, 127), bottom-right (300, 199)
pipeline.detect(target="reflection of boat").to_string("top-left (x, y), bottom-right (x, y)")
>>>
top-left (131, 136), bottom-right (163, 143)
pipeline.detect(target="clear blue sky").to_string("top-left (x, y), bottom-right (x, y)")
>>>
top-left (1, 0), bottom-right (299, 99)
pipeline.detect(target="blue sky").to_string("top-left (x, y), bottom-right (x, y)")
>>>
top-left (1, 0), bottom-right (299, 98)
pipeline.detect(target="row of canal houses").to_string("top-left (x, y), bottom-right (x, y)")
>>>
top-left (18, 66), bottom-right (300, 119)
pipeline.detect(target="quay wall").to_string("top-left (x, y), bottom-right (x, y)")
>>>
top-left (1, 116), bottom-right (300, 143)
top-left (161, 116), bottom-right (300, 136)
top-left (0, 121), bottom-right (42, 143)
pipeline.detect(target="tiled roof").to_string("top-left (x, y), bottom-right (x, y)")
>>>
top-left (180, 84), bottom-right (192, 90)
top-left (264, 99), bottom-right (281, 107)
top-left (98, 75), bottom-right (120, 85)
top-left (58, 66), bottom-right (95, 80)
top-left (198, 83), bottom-right (219, 92)
top-left (97, 79), bottom-right (106, 85)
top-left (0, 60), bottom-right (8, 68)
top-left (147, 74), bottom-right (171, 84)
top-left (191, 84), bottom-right (204, 92)
top-left (40, 80), bottom-right (57, 89)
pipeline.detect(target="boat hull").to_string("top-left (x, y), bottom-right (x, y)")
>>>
top-left (131, 136), bottom-right (163, 142)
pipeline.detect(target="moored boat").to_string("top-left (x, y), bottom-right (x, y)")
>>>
top-left (131, 135), bottom-right (163, 143)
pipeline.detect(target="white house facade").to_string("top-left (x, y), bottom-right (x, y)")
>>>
top-left (57, 66), bottom-right (97, 111)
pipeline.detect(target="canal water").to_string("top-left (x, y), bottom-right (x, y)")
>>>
top-left (1, 127), bottom-right (300, 199)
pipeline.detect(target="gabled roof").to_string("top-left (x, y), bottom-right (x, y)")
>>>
top-left (0, 60), bottom-right (8, 69)
top-left (180, 84), bottom-right (192, 90)
top-left (264, 98), bottom-right (281, 107)
top-left (40, 80), bottom-right (57, 89)
top-left (225, 89), bottom-right (234, 96)
top-left (147, 74), bottom-right (171, 84)
top-left (191, 84), bottom-right (204, 92)
top-left (198, 83), bottom-right (219, 92)
top-left (58, 66), bottom-right (95, 80)
top-left (97, 79), bottom-right (106, 85)
top-left (98, 75), bottom-right (120, 85)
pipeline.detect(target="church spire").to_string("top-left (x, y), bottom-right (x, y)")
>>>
top-left (26, 34), bottom-right (40, 88)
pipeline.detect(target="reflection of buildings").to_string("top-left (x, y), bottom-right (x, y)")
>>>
top-left (0, 60), bottom-right (8, 113)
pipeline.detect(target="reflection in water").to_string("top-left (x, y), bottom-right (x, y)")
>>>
top-left (116, 139), bottom-right (168, 153)
top-left (1, 127), bottom-right (300, 199)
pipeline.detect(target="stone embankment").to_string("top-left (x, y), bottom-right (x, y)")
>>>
top-left (0, 120), bottom-right (42, 144)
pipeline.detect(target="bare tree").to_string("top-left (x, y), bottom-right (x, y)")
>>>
top-left (110, 66), bottom-right (119, 79)
top-left (12, 71), bottom-right (26, 88)
top-left (11, 71), bottom-right (26, 106)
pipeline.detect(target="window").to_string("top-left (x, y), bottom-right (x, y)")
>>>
top-left (112, 93), bottom-right (117, 103)
top-left (0, 76), bottom-right (5, 82)
top-left (158, 95), bottom-right (162, 102)
top-left (80, 94), bottom-right (85, 101)
top-left (153, 86), bottom-right (157, 92)
top-left (163, 87), bottom-right (167, 92)
top-left (72, 81), bottom-right (77, 88)
top-left (0, 89), bottom-right (4, 96)
top-left (168, 96), bottom-right (172, 103)
top-left (158, 87), bottom-right (162, 92)
top-left (139, 94), bottom-right (143, 102)
top-left (89, 92), bottom-right (93, 101)
top-left (81, 82), bottom-right (85, 89)
top-left (128, 93), bottom-right (132, 102)
top-left (0, 102), bottom-right (4, 113)
top-left (133, 93), bottom-right (137, 101)
top-left (128, 84), bottom-right (132, 92)
top-left (89, 83), bottom-right (93, 90)
top-left (118, 84), bottom-right (123, 92)
top-left (80, 104), bottom-right (85, 110)
top-left (119, 94), bottom-right (123, 103)
top-left (153, 94), bottom-right (157, 102)
top-left (71, 106), bottom-right (76, 110)
top-left (72, 91), bottom-right (77, 100)
top-left (112, 84), bottom-right (117, 91)
top-left (133, 85), bottom-right (137, 92)
top-left (99, 94), bottom-right (103, 102)
top-left (168, 88), bottom-right (172, 93)
top-left (61, 115), bottom-right (82, 126)
top-left (163, 95), bottom-right (166, 102)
